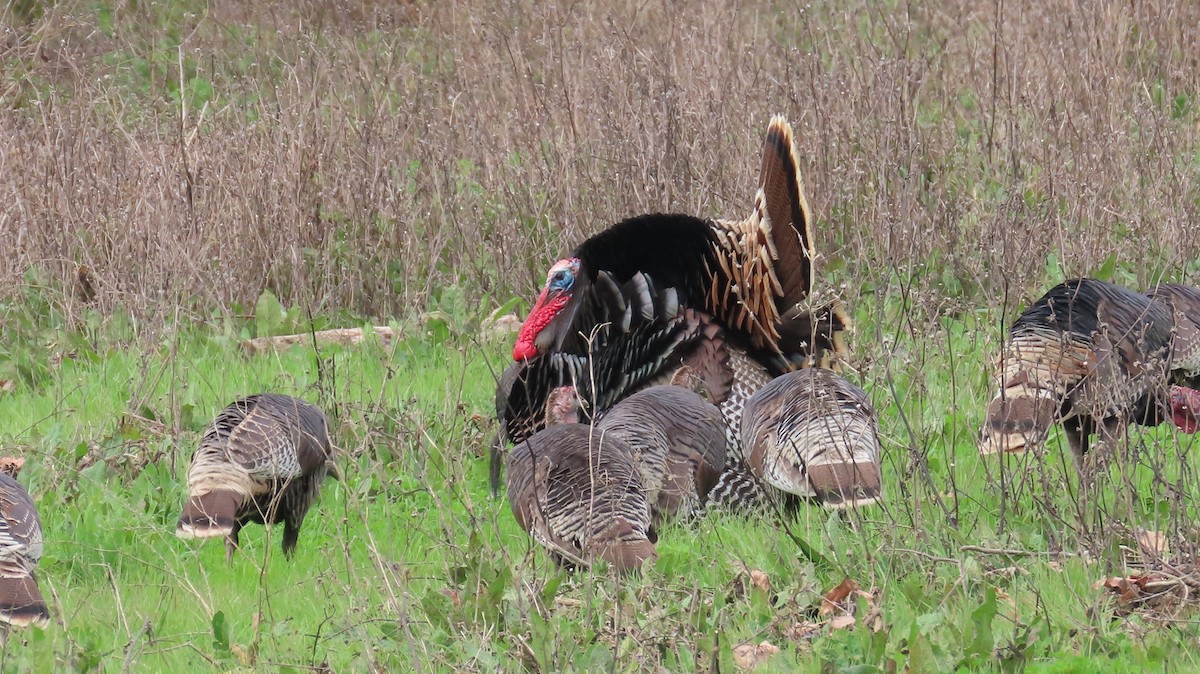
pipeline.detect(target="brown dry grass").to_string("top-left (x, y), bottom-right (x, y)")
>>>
top-left (3, 0), bottom-right (1198, 328)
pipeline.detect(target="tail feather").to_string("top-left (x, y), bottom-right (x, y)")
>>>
top-left (807, 461), bottom-right (882, 509)
top-left (978, 394), bottom-right (1060, 455)
top-left (0, 575), bottom-right (49, 629)
top-left (176, 489), bottom-right (242, 540)
top-left (589, 535), bottom-right (657, 574)
top-left (758, 115), bottom-right (815, 311)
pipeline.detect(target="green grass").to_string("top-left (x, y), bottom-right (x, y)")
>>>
top-left (2, 294), bottom-right (1200, 672)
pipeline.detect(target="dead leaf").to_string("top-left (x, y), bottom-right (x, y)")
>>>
top-left (750, 569), bottom-right (771, 593)
top-left (732, 641), bottom-right (780, 671)
top-left (440, 588), bottom-right (462, 608)
top-left (820, 577), bottom-right (860, 616)
top-left (230, 643), bottom-right (254, 666)
top-left (0, 380), bottom-right (13, 393)
top-left (0, 457), bottom-right (25, 478)
top-left (829, 615), bottom-right (856, 630)
top-left (785, 621), bottom-right (821, 642)
top-left (1136, 530), bottom-right (1169, 559)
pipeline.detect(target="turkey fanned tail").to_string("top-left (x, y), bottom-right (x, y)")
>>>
top-left (709, 115), bottom-right (851, 368)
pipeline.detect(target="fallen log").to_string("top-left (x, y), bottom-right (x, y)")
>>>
top-left (240, 326), bottom-right (399, 355)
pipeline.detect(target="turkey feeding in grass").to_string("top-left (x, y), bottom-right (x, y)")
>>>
top-left (594, 382), bottom-right (728, 523)
top-left (505, 387), bottom-right (657, 573)
top-left (739, 368), bottom-right (883, 509)
top-left (979, 278), bottom-right (1200, 470)
top-left (176, 394), bottom-right (338, 562)
top-left (0, 458), bottom-right (49, 629)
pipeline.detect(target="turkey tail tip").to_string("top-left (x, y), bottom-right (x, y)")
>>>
top-left (0, 576), bottom-right (50, 629)
top-left (765, 115), bottom-right (796, 156)
top-left (588, 519), bottom-right (657, 573)
top-left (808, 462), bottom-right (883, 509)
top-left (594, 538), bottom-right (657, 574)
top-left (978, 395), bottom-right (1057, 455)
top-left (176, 490), bottom-right (241, 540)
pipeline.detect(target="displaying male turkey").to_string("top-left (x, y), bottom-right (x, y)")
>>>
top-left (979, 278), bottom-right (1200, 465)
top-left (501, 116), bottom-right (852, 505)
top-left (594, 384), bottom-right (728, 523)
top-left (505, 387), bottom-right (657, 572)
top-left (0, 465), bottom-right (49, 629)
top-left (740, 369), bottom-right (883, 509)
top-left (511, 115), bottom-right (849, 372)
top-left (176, 394), bottom-right (338, 561)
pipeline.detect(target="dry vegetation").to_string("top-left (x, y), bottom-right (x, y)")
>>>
top-left (4, 0), bottom-right (1199, 322)
top-left (3, 0), bottom-right (1200, 670)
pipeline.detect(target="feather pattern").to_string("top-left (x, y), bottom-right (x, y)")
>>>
top-left (741, 369), bottom-right (883, 509)
top-left (505, 424), bottom-right (656, 572)
top-left (595, 386), bottom-right (727, 523)
top-left (979, 278), bottom-right (1176, 463)
top-left (177, 394), bottom-right (336, 559)
top-left (496, 275), bottom-right (703, 451)
top-left (0, 473), bottom-right (48, 628)
top-left (1144, 282), bottom-right (1200, 381)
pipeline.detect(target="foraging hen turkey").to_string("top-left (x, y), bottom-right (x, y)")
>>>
top-left (979, 278), bottom-right (1200, 464)
top-left (740, 368), bottom-right (883, 509)
top-left (501, 117), bottom-right (852, 501)
top-left (595, 384), bottom-right (728, 523)
top-left (505, 388), bottom-right (656, 572)
top-left (177, 394), bottom-right (337, 561)
top-left (0, 465), bottom-right (49, 629)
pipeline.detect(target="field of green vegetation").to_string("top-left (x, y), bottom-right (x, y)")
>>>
top-left (3, 0), bottom-right (1200, 671)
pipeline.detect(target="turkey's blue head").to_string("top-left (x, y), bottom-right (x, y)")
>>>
top-left (513, 258), bottom-right (581, 361)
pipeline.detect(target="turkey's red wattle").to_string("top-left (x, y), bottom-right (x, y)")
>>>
top-left (513, 292), bottom-right (570, 361)
top-left (1170, 385), bottom-right (1200, 434)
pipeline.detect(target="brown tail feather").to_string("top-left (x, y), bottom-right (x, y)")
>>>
top-left (978, 395), bottom-right (1059, 455)
top-left (587, 520), bottom-right (657, 573)
top-left (176, 490), bottom-right (242, 540)
top-left (758, 115), bottom-right (815, 310)
top-left (0, 575), bottom-right (49, 628)
top-left (592, 538), bottom-right (657, 573)
top-left (808, 462), bottom-right (882, 509)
